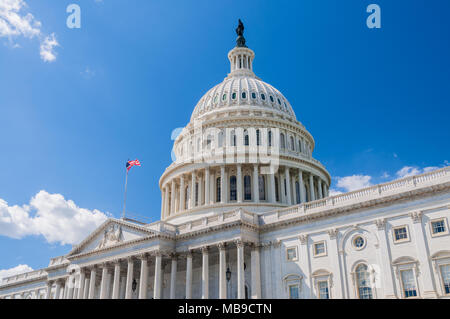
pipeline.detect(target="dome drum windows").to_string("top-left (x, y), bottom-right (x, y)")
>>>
top-left (251, 92), bottom-right (257, 100)
top-left (232, 92), bottom-right (237, 100)
top-left (241, 91), bottom-right (247, 99)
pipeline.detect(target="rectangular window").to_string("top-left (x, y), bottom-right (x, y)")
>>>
top-left (440, 265), bottom-right (450, 295)
top-left (393, 226), bottom-right (409, 242)
top-left (289, 285), bottom-right (299, 299)
top-left (313, 241), bottom-right (326, 257)
top-left (318, 281), bottom-right (329, 299)
top-left (286, 247), bottom-right (297, 261)
top-left (401, 269), bottom-right (417, 298)
top-left (431, 219), bottom-right (446, 235)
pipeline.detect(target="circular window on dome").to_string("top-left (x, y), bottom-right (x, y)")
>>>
top-left (269, 95), bottom-right (274, 103)
top-left (232, 92), bottom-right (237, 100)
top-left (261, 93), bottom-right (266, 100)
top-left (241, 91), bottom-right (247, 99)
top-left (353, 236), bottom-right (365, 250)
top-left (251, 92), bottom-right (256, 99)
top-left (222, 93), bottom-right (227, 101)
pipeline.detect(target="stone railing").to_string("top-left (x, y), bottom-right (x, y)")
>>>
top-left (176, 208), bottom-right (258, 235)
top-left (1, 269), bottom-right (47, 286)
top-left (259, 166), bottom-right (450, 225)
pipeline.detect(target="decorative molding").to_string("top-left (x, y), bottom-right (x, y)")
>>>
top-left (409, 211), bottom-right (423, 224)
top-left (375, 218), bottom-right (387, 230)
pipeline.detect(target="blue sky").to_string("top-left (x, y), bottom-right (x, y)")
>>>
top-left (0, 0), bottom-right (449, 275)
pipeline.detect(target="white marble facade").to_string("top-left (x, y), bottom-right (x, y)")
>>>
top-left (1, 27), bottom-right (450, 300)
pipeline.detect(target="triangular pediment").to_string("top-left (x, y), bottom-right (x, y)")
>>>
top-left (67, 218), bottom-right (156, 256)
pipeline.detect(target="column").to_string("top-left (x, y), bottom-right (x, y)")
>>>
top-left (202, 247), bottom-right (209, 299)
top-left (327, 229), bottom-right (344, 298)
top-left (180, 175), bottom-right (185, 211)
top-left (112, 260), bottom-right (121, 299)
top-left (269, 172), bottom-right (276, 203)
top-left (186, 251), bottom-right (193, 299)
top-left (251, 244), bottom-right (262, 299)
top-left (318, 179), bottom-right (323, 199)
top-left (298, 169), bottom-right (306, 203)
top-left (164, 185), bottom-right (169, 218)
top-left (170, 254), bottom-right (178, 299)
top-left (190, 171), bottom-right (196, 208)
top-left (253, 165), bottom-right (259, 203)
top-left (218, 243), bottom-right (227, 299)
top-left (55, 280), bottom-right (62, 299)
top-left (291, 172), bottom-right (297, 204)
top-left (309, 174), bottom-right (315, 201)
top-left (410, 211), bottom-right (438, 298)
top-left (100, 264), bottom-right (109, 299)
top-left (88, 267), bottom-right (97, 299)
top-left (170, 179), bottom-right (176, 215)
top-left (139, 255), bottom-right (149, 299)
top-left (375, 219), bottom-right (397, 298)
top-left (199, 175), bottom-right (204, 206)
top-left (125, 257), bottom-right (134, 299)
top-left (77, 269), bottom-right (85, 299)
top-left (237, 164), bottom-right (243, 203)
top-left (285, 167), bottom-right (292, 205)
top-left (205, 168), bottom-right (210, 205)
top-left (236, 241), bottom-right (245, 299)
top-left (154, 252), bottom-right (162, 299)
top-left (83, 278), bottom-right (90, 299)
top-left (46, 281), bottom-right (53, 299)
top-left (220, 166), bottom-right (225, 204)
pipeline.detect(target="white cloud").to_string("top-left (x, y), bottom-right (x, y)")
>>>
top-left (0, 264), bottom-right (33, 282)
top-left (336, 175), bottom-right (372, 192)
top-left (39, 32), bottom-right (58, 62)
top-left (0, 191), bottom-right (109, 245)
top-left (0, 0), bottom-right (58, 62)
top-left (396, 166), bottom-right (439, 178)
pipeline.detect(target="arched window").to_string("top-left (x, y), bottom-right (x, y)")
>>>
top-left (268, 130), bottom-right (272, 146)
top-left (230, 176), bottom-right (237, 201)
top-left (216, 177), bottom-right (221, 202)
top-left (298, 140), bottom-right (302, 153)
top-left (256, 129), bottom-right (260, 146)
top-left (259, 175), bottom-right (266, 201)
top-left (290, 136), bottom-right (295, 151)
top-left (185, 186), bottom-right (189, 209)
top-left (206, 135), bottom-right (213, 150)
top-left (275, 176), bottom-right (279, 202)
top-left (244, 129), bottom-right (249, 146)
top-left (280, 133), bottom-right (285, 149)
top-left (244, 175), bottom-right (252, 200)
top-left (356, 264), bottom-right (373, 299)
top-left (295, 181), bottom-right (300, 204)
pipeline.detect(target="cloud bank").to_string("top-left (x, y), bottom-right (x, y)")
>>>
top-left (0, 191), bottom-right (109, 245)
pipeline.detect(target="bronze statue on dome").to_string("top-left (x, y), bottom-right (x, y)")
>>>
top-left (235, 19), bottom-right (247, 47)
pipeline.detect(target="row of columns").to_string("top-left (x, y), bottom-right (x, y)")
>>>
top-left (161, 165), bottom-right (329, 218)
top-left (42, 241), bottom-right (261, 299)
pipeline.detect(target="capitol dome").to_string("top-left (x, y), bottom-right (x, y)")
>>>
top-left (159, 21), bottom-right (331, 225)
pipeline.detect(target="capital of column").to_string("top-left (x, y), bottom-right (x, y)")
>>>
top-left (138, 253), bottom-right (149, 261)
top-left (217, 242), bottom-right (227, 251)
top-left (375, 218), bottom-right (387, 230)
top-left (409, 211), bottom-right (423, 223)
top-left (201, 246), bottom-right (209, 254)
top-left (327, 228), bottom-right (338, 240)
top-left (154, 250), bottom-right (162, 258)
top-left (186, 250), bottom-right (194, 258)
top-left (299, 234), bottom-right (308, 245)
top-left (234, 239), bottom-right (244, 248)
top-left (170, 252), bottom-right (178, 260)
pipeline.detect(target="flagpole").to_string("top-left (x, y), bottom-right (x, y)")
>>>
top-left (122, 169), bottom-right (129, 220)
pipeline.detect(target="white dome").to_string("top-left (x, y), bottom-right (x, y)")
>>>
top-left (191, 75), bottom-right (297, 121)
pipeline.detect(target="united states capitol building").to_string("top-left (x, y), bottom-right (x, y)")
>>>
top-left (1, 22), bottom-right (449, 300)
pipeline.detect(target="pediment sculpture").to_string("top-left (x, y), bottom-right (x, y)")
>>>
top-left (96, 224), bottom-right (123, 249)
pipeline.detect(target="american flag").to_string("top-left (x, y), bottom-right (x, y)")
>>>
top-left (126, 159), bottom-right (141, 172)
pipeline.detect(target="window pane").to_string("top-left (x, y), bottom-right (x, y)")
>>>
top-left (401, 269), bottom-right (417, 298)
top-left (318, 281), bottom-right (329, 299)
top-left (440, 265), bottom-right (450, 295)
top-left (432, 220), bottom-right (446, 234)
top-left (259, 176), bottom-right (265, 200)
top-left (244, 175), bottom-right (252, 200)
top-left (314, 243), bottom-right (325, 255)
top-left (216, 177), bottom-right (221, 202)
top-left (356, 264), bottom-right (373, 299)
top-left (230, 176), bottom-right (237, 201)
top-left (289, 285), bottom-right (299, 299)
top-left (395, 227), bottom-right (408, 241)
